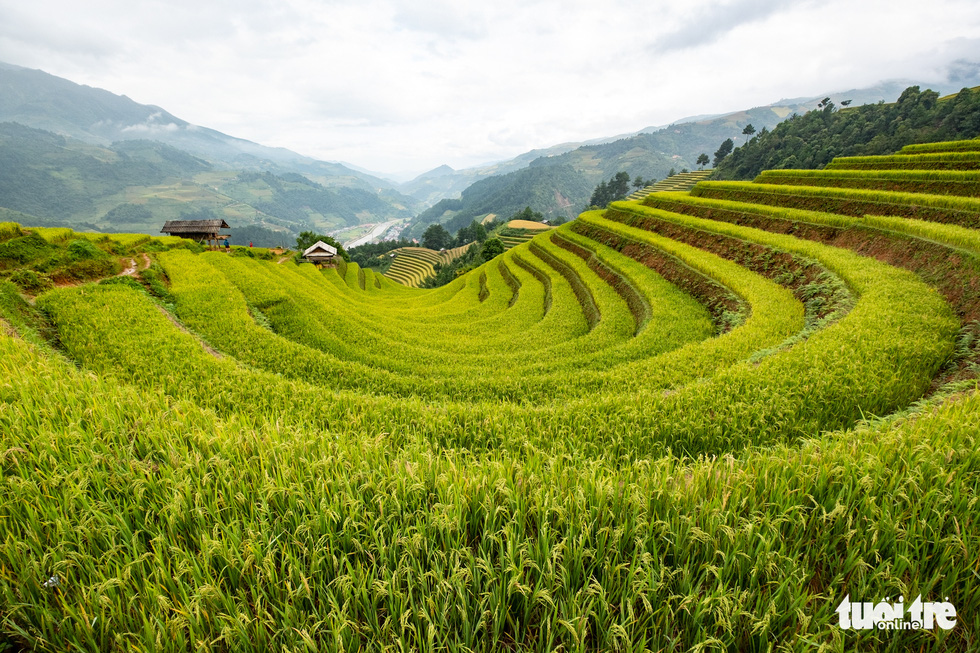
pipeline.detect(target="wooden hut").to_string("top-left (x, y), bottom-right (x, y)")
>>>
top-left (160, 219), bottom-right (231, 249)
top-left (303, 241), bottom-right (338, 266)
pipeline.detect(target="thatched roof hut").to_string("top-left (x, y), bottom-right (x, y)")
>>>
top-left (161, 219), bottom-right (231, 248)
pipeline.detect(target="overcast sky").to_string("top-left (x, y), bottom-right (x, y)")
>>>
top-left (1, 0), bottom-right (979, 178)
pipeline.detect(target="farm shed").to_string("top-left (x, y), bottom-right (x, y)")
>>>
top-left (303, 241), bottom-right (338, 265)
top-left (160, 219), bottom-right (231, 249)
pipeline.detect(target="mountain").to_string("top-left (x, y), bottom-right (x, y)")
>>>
top-left (396, 142), bottom-right (590, 208)
top-left (0, 62), bottom-right (422, 243)
top-left (0, 61), bottom-right (420, 202)
top-left (0, 122), bottom-right (416, 243)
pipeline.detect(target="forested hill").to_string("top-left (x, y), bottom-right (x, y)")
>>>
top-left (714, 86), bottom-right (980, 180)
top-left (408, 165), bottom-right (584, 239)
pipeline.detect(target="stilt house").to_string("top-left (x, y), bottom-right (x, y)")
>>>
top-left (160, 219), bottom-right (231, 249)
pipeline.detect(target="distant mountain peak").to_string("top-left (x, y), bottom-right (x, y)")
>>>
top-left (419, 164), bottom-right (456, 179)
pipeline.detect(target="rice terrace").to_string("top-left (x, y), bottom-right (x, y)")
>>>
top-left (3, 133), bottom-right (980, 649)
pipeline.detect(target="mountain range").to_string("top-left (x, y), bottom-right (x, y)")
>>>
top-left (1, 60), bottom-right (974, 245)
top-left (398, 80), bottom-right (959, 239)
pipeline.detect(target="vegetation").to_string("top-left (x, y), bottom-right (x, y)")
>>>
top-left (421, 223), bottom-right (452, 250)
top-left (713, 137), bottom-right (734, 166)
top-left (349, 237), bottom-right (417, 271)
top-left (407, 164), bottom-right (585, 240)
top-left (715, 85), bottom-right (980, 180)
top-left (2, 132), bottom-right (980, 652)
top-left (479, 237), bottom-right (505, 262)
top-left (587, 171), bottom-right (632, 208)
top-left (386, 243), bottom-right (476, 288)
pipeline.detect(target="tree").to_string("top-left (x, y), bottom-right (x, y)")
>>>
top-left (296, 231), bottom-right (349, 261)
top-left (422, 223), bottom-right (451, 250)
top-left (632, 176), bottom-right (646, 189)
top-left (471, 220), bottom-right (488, 243)
top-left (480, 238), bottom-right (505, 262)
top-left (696, 153), bottom-right (709, 169)
top-left (713, 138), bottom-right (734, 167)
top-left (453, 219), bottom-right (488, 247)
top-left (587, 172), bottom-right (632, 209)
top-left (609, 171), bottom-right (631, 199)
top-left (588, 180), bottom-right (609, 208)
top-left (511, 206), bottom-right (544, 223)
top-left (742, 123), bottom-right (756, 143)
top-left (668, 168), bottom-right (676, 177)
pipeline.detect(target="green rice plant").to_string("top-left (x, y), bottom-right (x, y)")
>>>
top-left (3, 140), bottom-right (978, 651)
top-left (690, 181), bottom-right (980, 229)
top-left (900, 138), bottom-right (980, 154)
top-left (825, 150), bottom-right (980, 170)
top-left (1, 313), bottom-right (975, 650)
top-left (643, 192), bottom-right (980, 255)
top-left (31, 227), bottom-right (75, 243)
top-left (755, 168), bottom-right (980, 197)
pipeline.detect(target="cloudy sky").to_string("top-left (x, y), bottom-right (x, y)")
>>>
top-left (1, 0), bottom-right (979, 178)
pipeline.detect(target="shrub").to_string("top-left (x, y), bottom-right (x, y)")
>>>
top-left (9, 269), bottom-right (52, 294)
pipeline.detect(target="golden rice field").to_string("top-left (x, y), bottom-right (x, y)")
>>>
top-left (383, 244), bottom-right (474, 287)
top-left (1, 140), bottom-right (979, 651)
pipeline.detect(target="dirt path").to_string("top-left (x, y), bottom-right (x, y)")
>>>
top-left (119, 253), bottom-right (152, 277)
top-left (277, 255), bottom-right (291, 264)
top-left (120, 258), bottom-right (138, 276)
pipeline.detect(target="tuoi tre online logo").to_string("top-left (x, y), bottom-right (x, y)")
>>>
top-left (836, 594), bottom-right (957, 630)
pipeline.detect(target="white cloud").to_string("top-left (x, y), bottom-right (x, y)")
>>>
top-left (1, 0), bottom-right (979, 175)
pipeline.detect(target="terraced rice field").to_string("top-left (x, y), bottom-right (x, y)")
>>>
top-left (498, 222), bottom-right (554, 251)
top-left (1, 139), bottom-right (979, 651)
top-left (626, 169), bottom-right (714, 200)
top-left (383, 243), bottom-right (474, 286)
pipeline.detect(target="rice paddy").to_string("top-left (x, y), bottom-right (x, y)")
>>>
top-left (1, 140), bottom-right (979, 651)
top-left (383, 244), bottom-right (474, 287)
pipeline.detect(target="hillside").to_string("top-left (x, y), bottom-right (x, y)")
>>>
top-left (2, 134), bottom-right (979, 649)
top-left (716, 85), bottom-right (980, 179)
top-left (0, 62), bottom-right (400, 188)
top-left (0, 62), bottom-right (422, 237)
top-left (0, 122), bottom-right (418, 245)
top-left (407, 164), bottom-right (584, 240)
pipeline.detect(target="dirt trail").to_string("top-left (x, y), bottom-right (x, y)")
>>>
top-left (120, 258), bottom-right (138, 276)
top-left (119, 253), bottom-right (153, 277)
